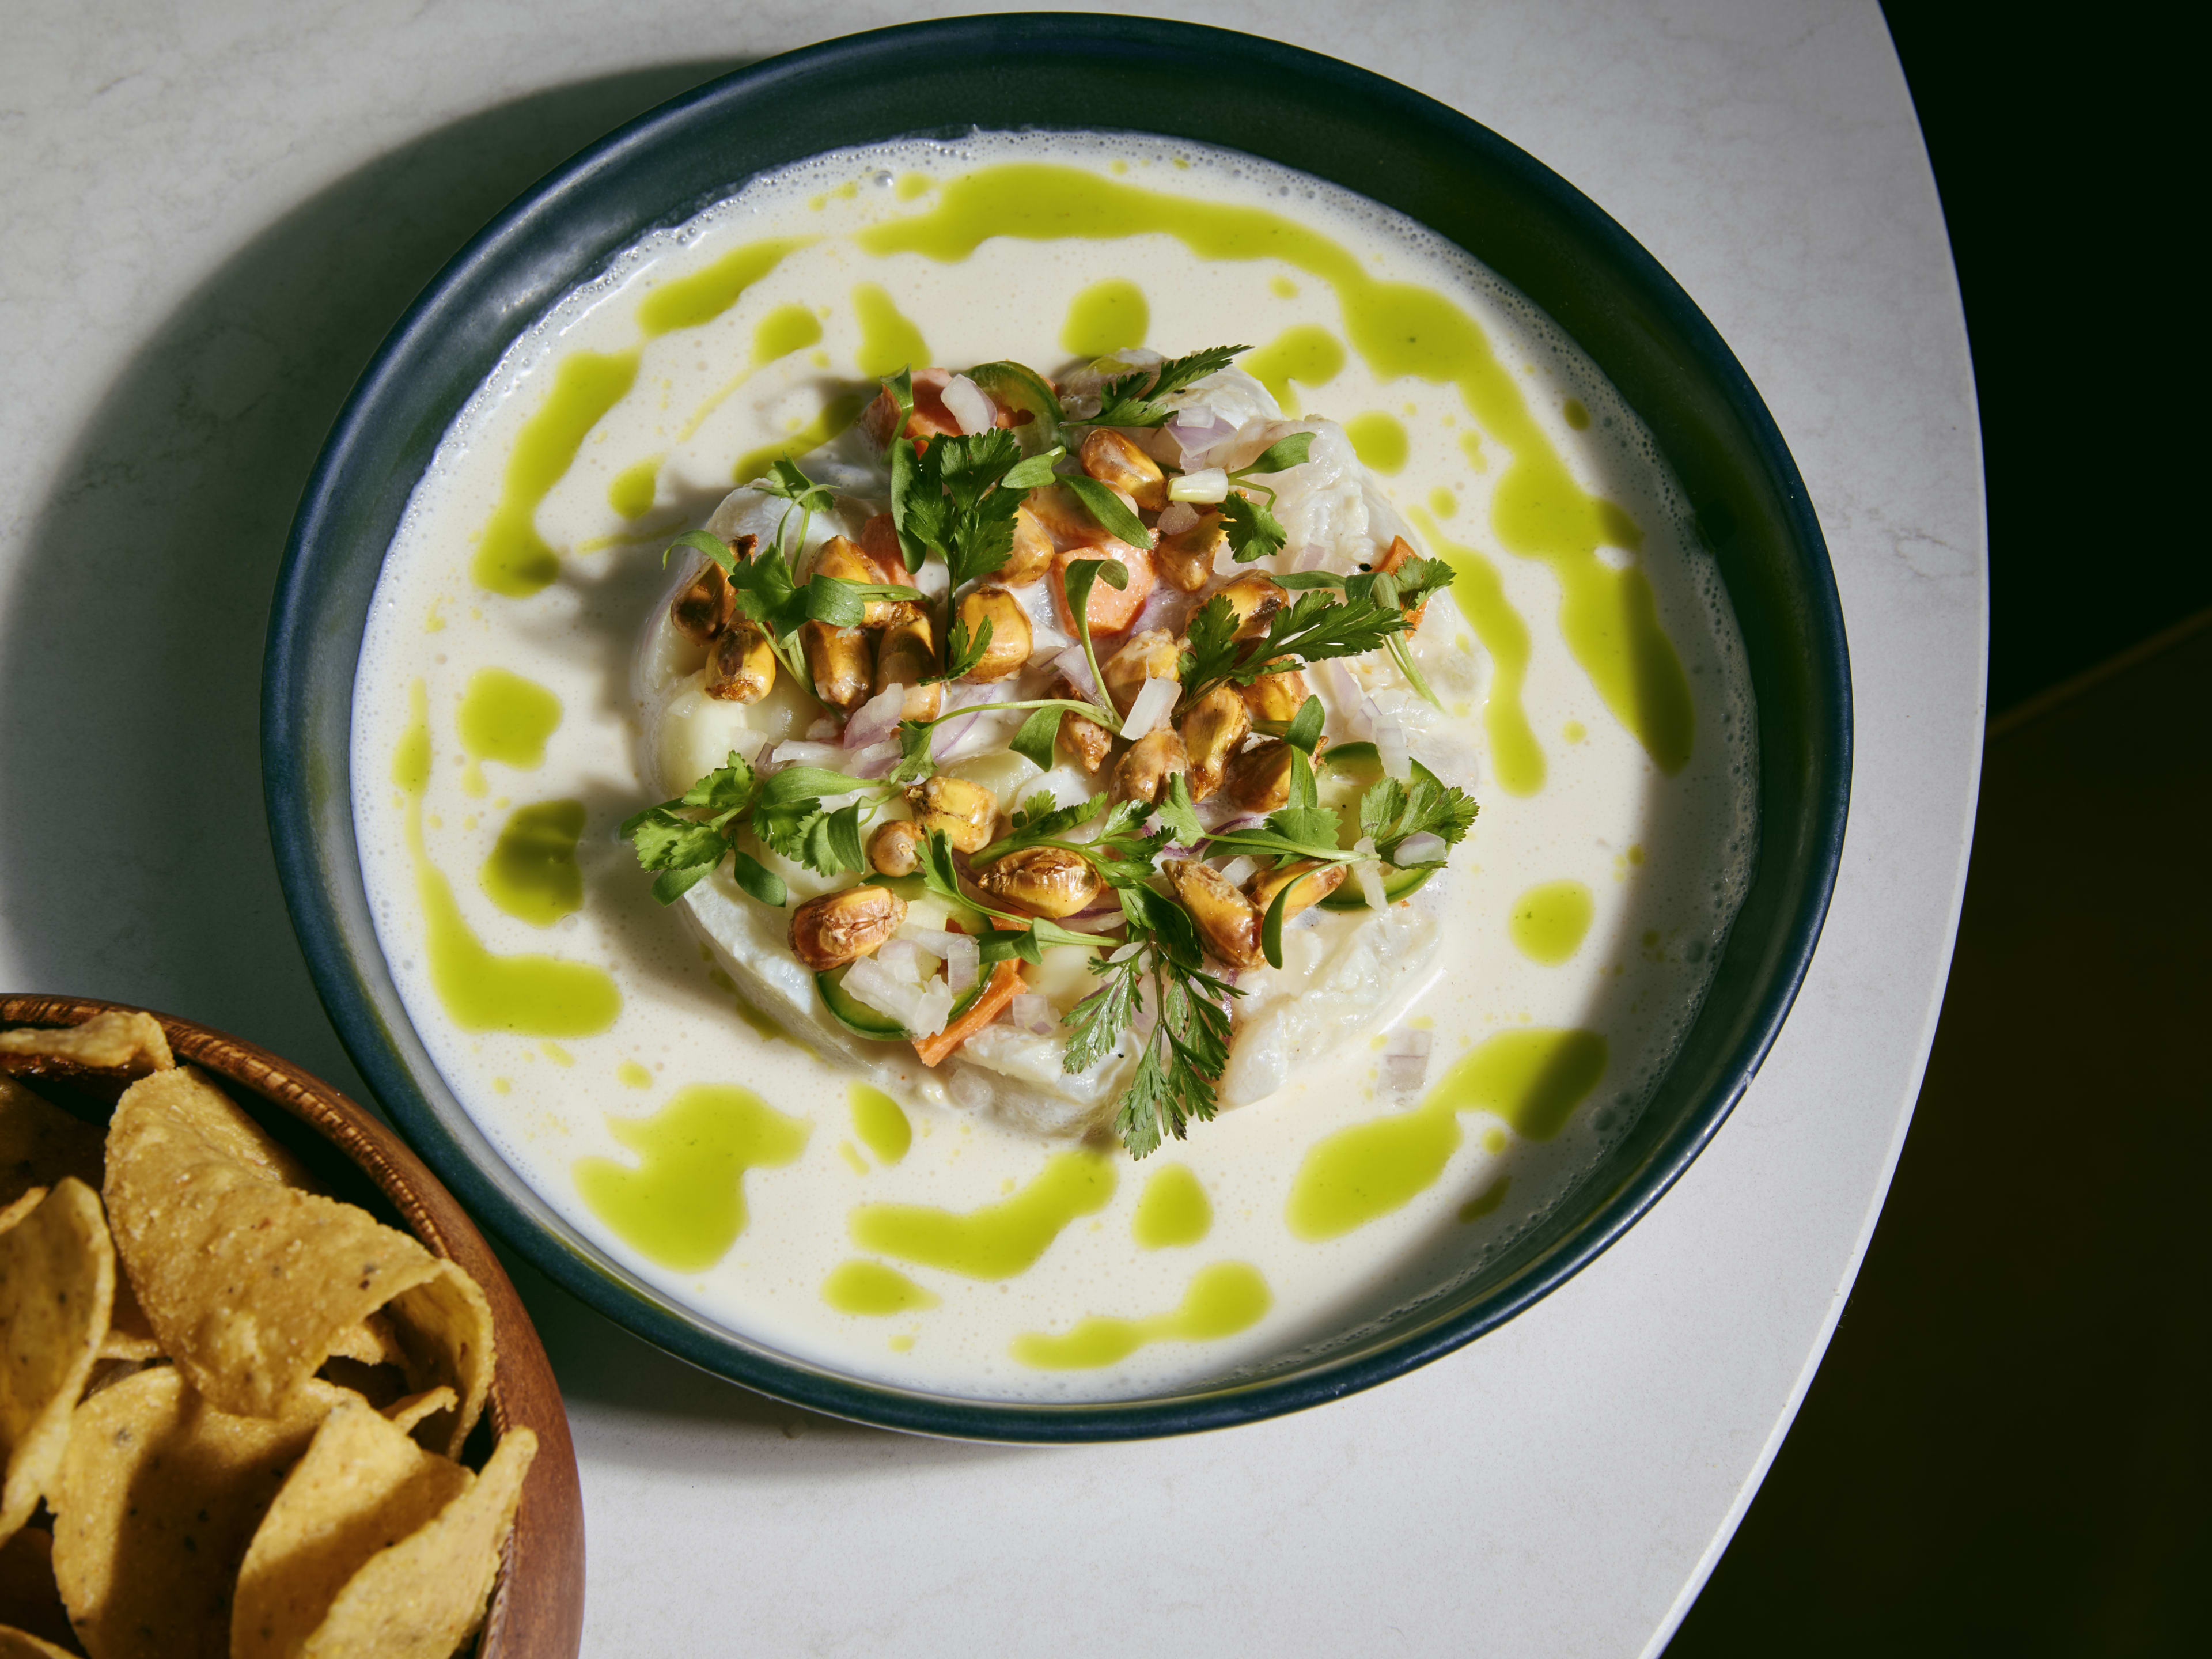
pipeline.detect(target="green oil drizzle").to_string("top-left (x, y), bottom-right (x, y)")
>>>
top-left (863, 164), bottom-right (1692, 770)
top-left (1412, 507), bottom-right (1543, 796)
top-left (1011, 1262), bottom-right (1271, 1369)
top-left (1508, 879), bottom-right (1594, 965)
top-left (752, 302), bottom-right (823, 365)
top-left (1562, 397), bottom-right (1591, 430)
top-left (574, 1085), bottom-right (809, 1272)
top-left (822, 1260), bottom-right (939, 1316)
top-left (849, 1084), bottom-right (911, 1165)
top-left (1269, 274), bottom-right (1298, 298)
top-left (471, 350), bottom-right (639, 597)
top-left (456, 667), bottom-right (562, 797)
top-left (478, 800), bottom-right (586, 926)
top-left (1131, 1164), bottom-right (1211, 1249)
top-left (393, 682), bottom-right (619, 1037)
top-left (635, 237), bottom-right (810, 339)
top-left (1343, 411), bottom-right (1408, 474)
top-left (1429, 487), bottom-right (1457, 518)
top-left (895, 173), bottom-right (933, 202)
top-left (729, 393), bottom-right (865, 487)
top-left (618, 1061), bottom-right (652, 1089)
top-left (607, 454), bottom-right (662, 520)
top-left (1458, 1176), bottom-right (1510, 1224)
top-left (851, 282), bottom-right (930, 379)
top-left (1060, 277), bottom-right (1150, 358)
top-left (1286, 1028), bottom-right (1607, 1239)
top-left (849, 1151), bottom-right (1115, 1279)
top-left (1242, 323), bottom-right (1344, 416)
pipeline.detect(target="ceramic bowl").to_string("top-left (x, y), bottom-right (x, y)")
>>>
top-left (0, 994), bottom-right (586, 1656)
top-left (263, 16), bottom-right (1850, 1442)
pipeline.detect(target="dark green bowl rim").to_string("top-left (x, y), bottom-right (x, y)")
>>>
top-left (264, 14), bottom-right (1851, 1443)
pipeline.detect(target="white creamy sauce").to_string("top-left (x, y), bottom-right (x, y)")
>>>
top-left (351, 132), bottom-right (1755, 1402)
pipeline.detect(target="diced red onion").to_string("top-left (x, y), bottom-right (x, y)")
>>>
top-left (1056, 910), bottom-right (1127, 934)
top-left (1394, 831), bottom-right (1446, 866)
top-left (942, 373), bottom-right (997, 435)
top-left (1156, 502), bottom-right (1200, 536)
top-left (1008, 993), bottom-right (1058, 1036)
top-left (1168, 468), bottom-right (1228, 504)
top-left (1217, 855), bottom-right (1257, 888)
top-left (1129, 584), bottom-right (1183, 637)
top-left (770, 739), bottom-right (847, 768)
top-left (1050, 645), bottom-right (1101, 701)
top-left (805, 717), bottom-right (840, 742)
top-left (850, 740), bottom-right (902, 779)
top-left (844, 684), bottom-right (905, 749)
top-left (1120, 676), bottom-right (1179, 740)
top-left (1164, 408), bottom-right (1237, 468)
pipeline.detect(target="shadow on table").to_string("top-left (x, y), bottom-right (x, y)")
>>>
top-left (1666, 616), bottom-right (2211, 1656)
top-left (0, 58), bottom-right (744, 1090)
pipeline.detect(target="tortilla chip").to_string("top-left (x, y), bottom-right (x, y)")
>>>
top-left (382, 1263), bottom-right (495, 1457)
top-left (322, 1310), bottom-right (404, 1370)
top-left (103, 1068), bottom-right (443, 1419)
top-left (231, 1397), bottom-right (473, 1659)
top-left (0, 1012), bottom-right (172, 1084)
top-left (0, 1626), bottom-right (78, 1658)
top-left (382, 1388), bottom-right (457, 1437)
top-left (291, 1427), bottom-right (536, 1659)
top-left (0, 1528), bottom-right (75, 1651)
top-left (49, 1368), bottom-right (348, 1659)
top-left (93, 1272), bottom-right (158, 1364)
top-left (0, 1195), bottom-right (41, 1240)
top-left (0, 1180), bottom-right (115, 1546)
top-left (0, 1078), bottom-right (103, 1214)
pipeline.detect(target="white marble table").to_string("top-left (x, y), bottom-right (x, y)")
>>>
top-left (0, 2), bottom-right (1983, 1652)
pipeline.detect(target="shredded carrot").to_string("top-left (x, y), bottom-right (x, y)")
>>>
top-left (912, 959), bottom-right (1024, 1068)
top-left (1380, 535), bottom-right (1428, 626)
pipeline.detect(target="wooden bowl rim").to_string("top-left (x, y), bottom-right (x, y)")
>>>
top-left (1, 993), bottom-right (585, 1659)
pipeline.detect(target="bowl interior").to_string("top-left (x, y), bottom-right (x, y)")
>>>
top-left (264, 16), bottom-right (1850, 1441)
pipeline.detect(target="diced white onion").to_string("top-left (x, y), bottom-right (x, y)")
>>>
top-left (1050, 645), bottom-right (1101, 700)
top-left (850, 740), bottom-right (902, 779)
top-left (941, 373), bottom-right (998, 435)
top-left (1156, 502), bottom-right (1200, 536)
top-left (804, 717), bottom-right (840, 742)
top-left (946, 1066), bottom-right (996, 1111)
top-left (1395, 832), bottom-right (1447, 866)
top-left (1168, 467), bottom-right (1228, 504)
top-left (1027, 624), bottom-right (1073, 662)
top-left (899, 928), bottom-right (981, 997)
top-left (1355, 859), bottom-right (1388, 911)
top-left (1120, 675), bottom-right (1179, 740)
top-left (1381, 1052), bottom-right (1429, 1096)
top-left (843, 956), bottom-right (953, 1037)
top-left (770, 740), bottom-right (847, 769)
top-left (1217, 855), bottom-right (1258, 889)
top-left (1374, 717), bottom-right (1411, 779)
top-left (844, 684), bottom-right (905, 749)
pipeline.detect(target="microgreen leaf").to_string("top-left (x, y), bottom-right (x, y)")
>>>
top-left (1284, 694), bottom-right (1325, 756)
top-left (1009, 704), bottom-right (1064, 772)
top-left (1058, 473), bottom-right (1151, 547)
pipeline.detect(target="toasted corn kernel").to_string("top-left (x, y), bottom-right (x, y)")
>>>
top-left (1178, 684), bottom-right (1252, 802)
top-left (670, 560), bottom-right (734, 645)
top-left (803, 620), bottom-right (872, 713)
top-left (907, 775), bottom-right (998, 854)
top-left (1222, 737), bottom-right (1321, 813)
top-left (814, 535), bottom-right (908, 628)
top-left (875, 613), bottom-right (942, 721)
top-left (868, 820), bottom-right (924, 878)
top-left (1049, 674), bottom-right (1114, 772)
top-left (1154, 512), bottom-right (1225, 592)
top-left (975, 846), bottom-right (1102, 918)
top-left (1115, 729), bottom-right (1189, 805)
top-left (1247, 858), bottom-right (1347, 923)
top-left (1101, 628), bottom-right (1182, 715)
top-left (703, 620), bottom-right (777, 704)
top-left (1164, 858), bottom-right (1263, 969)
top-left (957, 587), bottom-right (1033, 681)
top-left (1238, 665), bottom-right (1312, 724)
top-left (1001, 505), bottom-right (1056, 586)
top-left (1218, 573), bottom-right (1288, 640)
top-left (1080, 429), bottom-right (1169, 512)
top-left (789, 884), bottom-right (908, 971)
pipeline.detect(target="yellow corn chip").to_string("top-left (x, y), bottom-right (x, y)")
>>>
top-left (0, 1179), bottom-right (114, 1547)
top-left (0, 1077), bottom-right (103, 1214)
top-left (383, 1388), bottom-right (457, 1436)
top-left (50, 1368), bottom-right (349, 1659)
top-left (0, 1625), bottom-right (77, 1658)
top-left (0, 1527), bottom-right (75, 1651)
top-left (289, 1426), bottom-right (536, 1659)
top-left (322, 1310), bottom-right (405, 1369)
top-left (94, 1270), bottom-right (160, 1363)
top-left (0, 1010), bottom-right (173, 1080)
top-left (232, 1397), bottom-right (473, 1659)
top-left (382, 1263), bottom-right (495, 1457)
top-left (0, 1194), bottom-right (40, 1240)
top-left (103, 1068), bottom-right (443, 1419)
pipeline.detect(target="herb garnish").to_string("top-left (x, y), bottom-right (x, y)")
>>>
top-left (1086, 344), bottom-right (1251, 427)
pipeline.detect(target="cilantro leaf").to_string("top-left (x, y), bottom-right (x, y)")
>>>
top-left (1283, 694), bottom-right (1325, 755)
top-left (1219, 490), bottom-right (1289, 563)
top-left (1359, 760), bottom-right (1479, 864)
top-left (1151, 772), bottom-right (1204, 849)
top-left (618, 749), bottom-right (790, 908)
top-left (1087, 344), bottom-right (1251, 427)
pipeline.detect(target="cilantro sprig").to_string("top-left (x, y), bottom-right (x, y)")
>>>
top-left (971, 792), bottom-right (1170, 890)
top-left (1176, 581), bottom-right (1420, 715)
top-left (1086, 344), bottom-right (1251, 427)
top-left (1060, 885), bottom-right (1241, 1158)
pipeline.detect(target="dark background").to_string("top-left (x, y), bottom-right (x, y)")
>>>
top-left (1666, 6), bottom-right (2206, 1654)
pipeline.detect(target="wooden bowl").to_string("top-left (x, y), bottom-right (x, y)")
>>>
top-left (0, 993), bottom-right (585, 1659)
